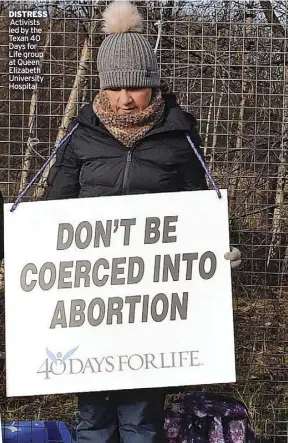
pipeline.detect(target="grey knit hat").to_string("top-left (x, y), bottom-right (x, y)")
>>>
top-left (97, 1), bottom-right (160, 89)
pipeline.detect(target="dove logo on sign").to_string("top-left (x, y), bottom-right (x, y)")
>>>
top-left (37, 347), bottom-right (79, 379)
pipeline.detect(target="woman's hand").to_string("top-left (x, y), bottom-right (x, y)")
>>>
top-left (225, 247), bottom-right (242, 269)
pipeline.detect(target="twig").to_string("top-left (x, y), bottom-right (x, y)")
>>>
top-left (231, 201), bottom-right (288, 220)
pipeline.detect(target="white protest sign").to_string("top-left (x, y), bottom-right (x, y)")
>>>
top-left (4, 190), bottom-right (235, 397)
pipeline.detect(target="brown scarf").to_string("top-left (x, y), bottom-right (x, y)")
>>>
top-left (93, 88), bottom-right (165, 148)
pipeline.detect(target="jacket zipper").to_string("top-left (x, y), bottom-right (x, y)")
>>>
top-left (78, 116), bottom-right (189, 195)
top-left (122, 149), bottom-right (132, 195)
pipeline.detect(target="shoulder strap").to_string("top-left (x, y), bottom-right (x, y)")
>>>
top-left (10, 122), bottom-right (80, 212)
top-left (186, 134), bottom-right (221, 199)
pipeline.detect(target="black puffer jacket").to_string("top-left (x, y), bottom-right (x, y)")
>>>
top-left (44, 96), bottom-right (207, 201)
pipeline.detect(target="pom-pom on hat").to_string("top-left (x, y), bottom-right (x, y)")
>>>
top-left (97, 1), bottom-right (160, 89)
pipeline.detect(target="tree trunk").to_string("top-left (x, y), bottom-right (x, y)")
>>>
top-left (209, 70), bottom-right (225, 171)
top-left (32, 35), bottom-right (92, 200)
top-left (204, 75), bottom-right (216, 156)
top-left (259, 0), bottom-right (287, 267)
top-left (229, 13), bottom-right (253, 214)
top-left (19, 23), bottom-right (51, 194)
top-left (267, 65), bottom-right (288, 266)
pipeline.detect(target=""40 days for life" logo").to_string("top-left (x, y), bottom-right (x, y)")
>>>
top-left (37, 347), bottom-right (79, 379)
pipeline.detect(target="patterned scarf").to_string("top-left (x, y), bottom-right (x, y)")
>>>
top-left (93, 88), bottom-right (165, 148)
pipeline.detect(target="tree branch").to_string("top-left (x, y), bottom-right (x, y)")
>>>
top-left (259, 1), bottom-right (285, 37)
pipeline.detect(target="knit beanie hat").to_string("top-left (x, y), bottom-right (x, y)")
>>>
top-left (97, 1), bottom-right (160, 89)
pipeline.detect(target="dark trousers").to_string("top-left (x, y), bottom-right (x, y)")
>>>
top-left (76, 389), bottom-right (166, 443)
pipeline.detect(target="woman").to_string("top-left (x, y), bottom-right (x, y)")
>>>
top-left (44, 2), bottom-right (241, 442)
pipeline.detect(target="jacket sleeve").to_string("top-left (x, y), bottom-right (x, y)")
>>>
top-left (178, 123), bottom-right (208, 191)
top-left (43, 134), bottom-right (82, 201)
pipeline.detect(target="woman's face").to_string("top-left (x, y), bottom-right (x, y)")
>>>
top-left (105, 88), bottom-right (153, 115)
